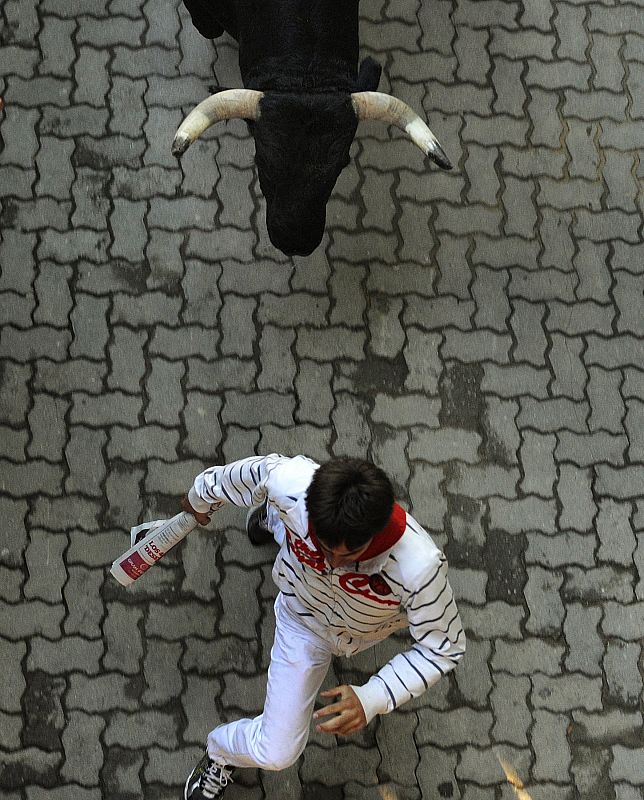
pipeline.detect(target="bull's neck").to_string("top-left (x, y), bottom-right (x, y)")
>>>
top-left (243, 53), bottom-right (357, 94)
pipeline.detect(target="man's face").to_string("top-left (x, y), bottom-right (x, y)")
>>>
top-left (316, 538), bottom-right (373, 569)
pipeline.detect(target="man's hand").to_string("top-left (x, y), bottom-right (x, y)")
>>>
top-left (181, 494), bottom-right (211, 527)
top-left (313, 685), bottom-right (367, 736)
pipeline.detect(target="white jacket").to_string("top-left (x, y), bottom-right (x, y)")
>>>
top-left (188, 453), bottom-right (466, 723)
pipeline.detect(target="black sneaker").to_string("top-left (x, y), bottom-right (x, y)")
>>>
top-left (184, 752), bottom-right (233, 800)
top-left (245, 501), bottom-right (273, 546)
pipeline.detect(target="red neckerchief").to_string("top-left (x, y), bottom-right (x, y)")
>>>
top-left (307, 502), bottom-right (406, 561)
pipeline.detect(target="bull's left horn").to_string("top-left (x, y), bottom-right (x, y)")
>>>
top-left (172, 89), bottom-right (264, 156)
top-left (351, 91), bottom-right (452, 170)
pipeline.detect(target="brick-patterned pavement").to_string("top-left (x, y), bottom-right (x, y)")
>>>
top-left (1, 1), bottom-right (643, 799)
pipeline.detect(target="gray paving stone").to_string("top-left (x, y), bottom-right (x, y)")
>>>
top-left (596, 465), bottom-right (644, 500)
top-left (300, 742), bottom-right (380, 787)
top-left (372, 427), bottom-right (409, 495)
top-left (104, 710), bottom-right (178, 749)
top-left (27, 636), bottom-right (104, 675)
top-left (405, 296), bottom-right (473, 333)
top-left (294, 360), bottom-right (334, 426)
top-left (408, 462), bottom-right (446, 530)
top-left (526, 531), bottom-right (596, 569)
top-left (107, 327), bottom-right (147, 392)
top-left (0, 639), bottom-right (26, 712)
top-left (539, 208), bottom-right (576, 273)
top-left (532, 710), bottom-right (572, 782)
top-left (144, 359), bottom-right (185, 427)
top-left (108, 426), bottom-right (179, 462)
top-left (555, 431), bottom-right (628, 467)
top-left (146, 602), bottom-right (216, 639)
top-left (103, 603), bottom-right (143, 673)
top-left (564, 603), bottom-right (603, 676)
top-left (409, 427), bottom-right (480, 463)
top-left (549, 334), bottom-right (587, 400)
top-left (520, 432), bottom-right (556, 496)
top-left (0, 325), bottom-right (70, 363)
top-left (465, 144), bottom-right (499, 205)
top-left (597, 499), bottom-right (637, 567)
top-left (454, 637), bottom-right (492, 707)
top-left (448, 464), bottom-right (519, 499)
top-left (528, 88), bottom-right (562, 148)
top-left (571, 708), bottom-right (643, 744)
top-left (111, 199), bottom-right (147, 262)
top-left (149, 325), bottom-right (220, 359)
top-left (556, 464), bottom-right (595, 532)
top-left (145, 459), bottom-right (207, 496)
top-left (461, 601), bottom-right (525, 639)
top-left (492, 638), bottom-right (563, 676)
top-left (0, 565), bottom-right (22, 602)
top-left (604, 640), bottom-right (642, 708)
top-left (0, 497), bottom-right (29, 567)
top-left (65, 427), bottom-right (107, 496)
top-left (416, 707), bottom-right (493, 748)
top-left (532, 673), bottom-right (603, 712)
top-left (601, 602), bottom-right (644, 641)
top-left (332, 392), bottom-right (371, 459)
top-left (491, 673), bottom-right (530, 745)
top-left (575, 209), bottom-right (641, 244)
top-left (61, 711), bottom-right (105, 785)
top-left (604, 151), bottom-right (639, 212)
top-left (509, 268), bottom-right (577, 303)
top-left (610, 745), bottom-right (644, 784)
top-left (482, 363), bottom-right (550, 399)
top-left (329, 265), bottom-right (366, 328)
top-left (525, 566), bottom-right (565, 636)
top-left (489, 496), bottom-right (557, 534)
top-left (0, 460), bottom-right (63, 497)
top-left (258, 325), bottom-right (296, 391)
top-left (564, 565), bottom-right (635, 605)
top-left (27, 394), bottom-right (68, 461)
top-left (546, 302), bottom-right (615, 338)
top-left (0, 748), bottom-right (61, 790)
top-left (63, 566), bottom-right (104, 638)
top-left (73, 47), bottom-right (110, 107)
top-left (183, 392), bottom-right (223, 459)
top-left (436, 202), bottom-right (503, 238)
top-left (376, 711), bottom-right (420, 787)
top-left (457, 745), bottom-right (531, 785)
top-left (615, 273), bottom-right (644, 336)
top-left (102, 748), bottom-right (144, 798)
top-left (145, 746), bottom-right (206, 786)
top-left (587, 367), bottom-right (626, 434)
top-left (517, 397), bottom-right (589, 433)
top-left (67, 673), bottom-right (138, 712)
top-left (182, 674), bottom-right (224, 742)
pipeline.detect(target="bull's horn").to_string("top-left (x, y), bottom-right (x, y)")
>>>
top-left (351, 91), bottom-right (452, 170)
top-left (172, 89), bottom-right (264, 156)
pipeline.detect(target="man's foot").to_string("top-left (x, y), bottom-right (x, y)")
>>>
top-left (184, 752), bottom-right (233, 800)
top-left (245, 501), bottom-right (273, 546)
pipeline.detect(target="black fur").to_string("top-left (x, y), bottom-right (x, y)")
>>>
top-left (183, 0), bottom-right (381, 256)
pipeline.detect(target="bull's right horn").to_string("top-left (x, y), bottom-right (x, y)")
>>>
top-left (172, 89), bottom-right (264, 157)
top-left (351, 91), bottom-right (452, 170)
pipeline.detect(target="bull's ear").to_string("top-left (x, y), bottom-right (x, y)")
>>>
top-left (357, 58), bottom-right (382, 91)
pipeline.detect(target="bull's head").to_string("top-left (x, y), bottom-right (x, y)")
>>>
top-left (172, 86), bottom-right (451, 257)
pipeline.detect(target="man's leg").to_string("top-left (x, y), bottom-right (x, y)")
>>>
top-left (207, 597), bottom-right (332, 770)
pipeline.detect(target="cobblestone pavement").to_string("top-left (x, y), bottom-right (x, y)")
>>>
top-left (1, 0), bottom-right (644, 798)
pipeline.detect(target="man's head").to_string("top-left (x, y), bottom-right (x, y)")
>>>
top-left (306, 457), bottom-right (394, 565)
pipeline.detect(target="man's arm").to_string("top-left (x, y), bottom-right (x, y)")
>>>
top-left (351, 556), bottom-right (466, 724)
top-left (184, 453), bottom-right (285, 518)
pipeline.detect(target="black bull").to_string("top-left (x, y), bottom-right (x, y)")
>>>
top-left (176, 0), bottom-right (452, 257)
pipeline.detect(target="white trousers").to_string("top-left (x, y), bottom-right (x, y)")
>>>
top-left (207, 594), bottom-right (334, 770)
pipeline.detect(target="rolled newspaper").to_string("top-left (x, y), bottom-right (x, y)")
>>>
top-left (110, 511), bottom-right (198, 586)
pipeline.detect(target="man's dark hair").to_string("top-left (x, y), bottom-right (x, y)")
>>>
top-left (306, 458), bottom-right (394, 550)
